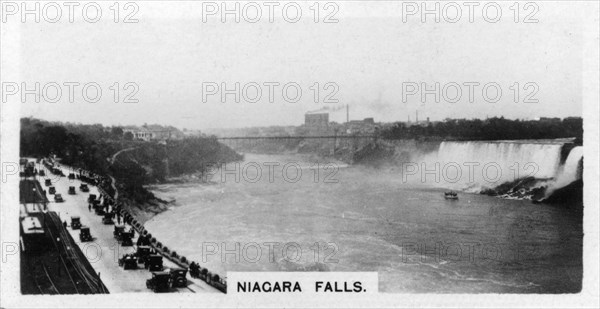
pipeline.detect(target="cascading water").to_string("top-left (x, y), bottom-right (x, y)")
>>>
top-left (422, 141), bottom-right (564, 193)
top-left (546, 146), bottom-right (583, 194)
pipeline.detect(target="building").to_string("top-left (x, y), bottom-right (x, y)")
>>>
top-left (345, 118), bottom-right (377, 134)
top-left (305, 113), bottom-right (329, 134)
top-left (123, 126), bottom-right (154, 141)
top-left (122, 125), bottom-right (184, 141)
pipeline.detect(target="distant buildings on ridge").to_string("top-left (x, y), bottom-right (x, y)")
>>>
top-left (122, 124), bottom-right (185, 141)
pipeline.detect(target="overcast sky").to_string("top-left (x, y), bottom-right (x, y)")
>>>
top-left (14, 1), bottom-right (584, 130)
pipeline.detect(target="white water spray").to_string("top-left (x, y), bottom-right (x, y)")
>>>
top-left (420, 141), bottom-right (564, 192)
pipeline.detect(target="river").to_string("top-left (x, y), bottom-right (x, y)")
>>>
top-left (144, 153), bottom-right (582, 293)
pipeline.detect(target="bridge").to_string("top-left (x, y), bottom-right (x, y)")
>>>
top-left (214, 135), bottom-right (378, 155)
top-left (215, 135), bottom-right (376, 140)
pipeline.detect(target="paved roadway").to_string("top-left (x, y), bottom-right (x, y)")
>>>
top-left (32, 160), bottom-right (219, 294)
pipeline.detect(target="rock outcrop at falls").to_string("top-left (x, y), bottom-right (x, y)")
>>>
top-left (539, 179), bottom-right (583, 206)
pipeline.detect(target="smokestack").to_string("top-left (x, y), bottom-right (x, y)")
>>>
top-left (346, 104), bottom-right (349, 123)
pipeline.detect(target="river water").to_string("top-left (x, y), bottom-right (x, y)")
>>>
top-left (145, 153), bottom-right (582, 293)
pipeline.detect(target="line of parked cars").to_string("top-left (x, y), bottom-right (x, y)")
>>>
top-left (46, 163), bottom-right (192, 293)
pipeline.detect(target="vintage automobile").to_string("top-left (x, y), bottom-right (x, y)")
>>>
top-left (114, 225), bottom-right (126, 240)
top-left (71, 216), bottom-right (81, 229)
top-left (170, 268), bottom-right (188, 288)
top-left (210, 274), bottom-right (227, 293)
top-left (39, 170), bottom-right (45, 177)
top-left (102, 212), bottom-right (113, 225)
top-left (120, 233), bottom-right (133, 246)
top-left (68, 186), bottom-right (76, 195)
top-left (48, 186), bottom-right (56, 194)
top-left (54, 194), bottom-right (64, 202)
top-left (118, 254), bottom-right (138, 270)
top-left (136, 234), bottom-right (151, 246)
top-left (146, 271), bottom-right (172, 293)
top-left (44, 179), bottom-right (51, 186)
top-left (135, 246), bottom-right (152, 264)
top-left (145, 254), bottom-right (164, 271)
top-left (80, 184), bottom-right (90, 192)
top-left (68, 173), bottom-right (75, 180)
top-left (93, 202), bottom-right (105, 215)
top-left (88, 193), bottom-right (97, 203)
top-left (79, 226), bottom-right (92, 242)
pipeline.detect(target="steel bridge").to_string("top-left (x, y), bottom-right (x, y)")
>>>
top-left (215, 135), bottom-right (376, 140)
top-left (215, 135), bottom-right (377, 155)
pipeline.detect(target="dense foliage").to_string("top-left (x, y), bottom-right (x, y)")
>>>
top-left (380, 117), bottom-right (583, 143)
top-left (119, 137), bottom-right (243, 183)
top-left (20, 118), bottom-right (242, 202)
top-left (20, 118), bottom-right (119, 174)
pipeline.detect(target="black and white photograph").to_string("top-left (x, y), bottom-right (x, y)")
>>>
top-left (0, 1), bottom-right (598, 308)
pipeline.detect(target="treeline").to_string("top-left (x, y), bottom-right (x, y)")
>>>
top-left (380, 117), bottom-right (583, 143)
top-left (20, 118), bottom-right (121, 174)
top-left (20, 118), bottom-right (242, 203)
top-left (115, 136), bottom-right (243, 183)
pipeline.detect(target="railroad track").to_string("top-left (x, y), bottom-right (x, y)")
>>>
top-left (24, 251), bottom-right (60, 295)
top-left (44, 215), bottom-right (80, 294)
top-left (40, 262), bottom-right (61, 295)
top-left (27, 256), bottom-right (61, 295)
top-left (46, 212), bottom-right (108, 294)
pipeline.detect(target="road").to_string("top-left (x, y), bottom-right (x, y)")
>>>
top-left (34, 160), bottom-right (219, 293)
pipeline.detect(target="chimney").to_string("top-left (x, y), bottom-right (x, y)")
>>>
top-left (346, 104), bottom-right (349, 123)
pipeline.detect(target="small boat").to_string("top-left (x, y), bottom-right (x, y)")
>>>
top-left (444, 191), bottom-right (458, 200)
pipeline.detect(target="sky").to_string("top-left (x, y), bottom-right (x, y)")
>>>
top-left (10, 1), bottom-right (584, 130)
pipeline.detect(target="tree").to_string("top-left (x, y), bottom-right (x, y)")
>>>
top-left (111, 127), bottom-right (124, 139)
top-left (124, 131), bottom-right (134, 141)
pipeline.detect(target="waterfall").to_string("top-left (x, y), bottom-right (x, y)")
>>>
top-left (547, 146), bottom-right (583, 192)
top-left (423, 141), bottom-right (564, 192)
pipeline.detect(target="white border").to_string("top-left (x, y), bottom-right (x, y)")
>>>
top-left (1, 1), bottom-right (599, 308)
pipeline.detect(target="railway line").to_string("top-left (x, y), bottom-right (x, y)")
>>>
top-left (44, 211), bottom-right (108, 294)
top-left (21, 212), bottom-right (108, 295)
top-left (20, 165), bottom-right (108, 295)
top-left (40, 262), bottom-right (61, 295)
top-left (27, 256), bottom-right (60, 295)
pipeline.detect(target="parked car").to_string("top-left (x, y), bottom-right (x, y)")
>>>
top-left (102, 212), bottom-right (113, 224)
top-left (54, 194), bottom-right (64, 202)
top-left (80, 226), bottom-right (92, 242)
top-left (71, 216), bottom-right (81, 229)
top-left (145, 255), bottom-right (164, 271)
top-left (146, 272), bottom-right (171, 293)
